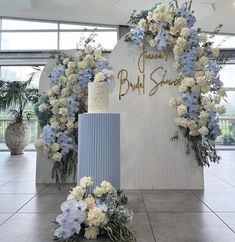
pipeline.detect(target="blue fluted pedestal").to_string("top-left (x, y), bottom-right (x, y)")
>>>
top-left (78, 113), bottom-right (120, 188)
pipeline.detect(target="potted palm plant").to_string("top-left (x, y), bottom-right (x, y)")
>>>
top-left (0, 72), bottom-right (39, 155)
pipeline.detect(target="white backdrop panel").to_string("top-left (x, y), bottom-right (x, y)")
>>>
top-left (109, 35), bottom-right (204, 189)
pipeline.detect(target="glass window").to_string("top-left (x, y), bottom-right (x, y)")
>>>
top-left (220, 91), bottom-right (235, 117)
top-left (1, 19), bottom-right (57, 30)
top-left (220, 65), bottom-right (235, 88)
top-left (60, 23), bottom-right (116, 30)
top-left (211, 35), bottom-right (235, 49)
top-left (59, 31), bottom-right (117, 50)
top-left (1, 32), bottom-right (57, 50)
top-left (0, 66), bottom-right (43, 88)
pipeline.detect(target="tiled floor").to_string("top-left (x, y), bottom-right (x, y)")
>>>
top-left (0, 151), bottom-right (235, 241)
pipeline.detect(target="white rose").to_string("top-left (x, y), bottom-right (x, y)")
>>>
top-left (100, 180), bottom-right (113, 193)
top-left (84, 45), bottom-right (93, 54)
top-left (79, 176), bottom-right (93, 188)
top-left (169, 97), bottom-right (177, 108)
top-left (94, 72), bottom-right (105, 82)
top-left (59, 107), bottom-right (68, 116)
top-left (84, 226), bottom-right (99, 240)
top-left (205, 102), bottom-right (215, 112)
top-left (67, 62), bottom-right (76, 69)
top-left (94, 186), bottom-right (106, 197)
top-left (77, 61), bottom-right (87, 70)
top-left (196, 47), bottom-right (204, 58)
top-left (87, 207), bottom-right (106, 227)
top-left (213, 95), bottom-right (221, 104)
top-left (218, 88), bottom-right (226, 97)
top-left (149, 23), bottom-right (158, 33)
top-left (198, 126), bottom-right (209, 136)
top-left (211, 47), bottom-right (220, 57)
top-left (149, 39), bottom-right (157, 47)
top-left (216, 105), bottom-right (226, 115)
top-left (191, 85), bottom-right (200, 93)
top-left (177, 104), bottom-right (187, 116)
top-left (52, 152), bottom-right (62, 161)
top-left (38, 103), bottom-right (48, 112)
top-left (68, 74), bottom-right (77, 83)
top-left (199, 33), bottom-right (207, 43)
top-left (70, 186), bottom-right (85, 200)
top-left (175, 117), bottom-right (190, 128)
top-left (59, 76), bottom-right (67, 84)
top-left (34, 139), bottom-right (44, 150)
top-left (52, 85), bottom-right (60, 93)
top-left (61, 87), bottom-right (70, 97)
top-left (182, 77), bottom-right (195, 87)
top-left (63, 58), bottom-right (69, 65)
top-left (202, 96), bottom-right (210, 104)
top-left (51, 143), bottom-right (60, 152)
top-left (178, 85), bottom-right (187, 92)
top-left (180, 27), bottom-right (191, 38)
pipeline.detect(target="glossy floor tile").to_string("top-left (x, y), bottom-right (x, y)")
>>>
top-left (149, 212), bottom-right (235, 242)
top-left (1, 151), bottom-right (235, 241)
top-left (143, 190), bottom-right (210, 212)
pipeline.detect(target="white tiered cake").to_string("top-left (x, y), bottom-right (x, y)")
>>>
top-left (88, 81), bottom-right (109, 113)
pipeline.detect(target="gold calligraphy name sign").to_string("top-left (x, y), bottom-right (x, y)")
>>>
top-left (118, 46), bottom-right (181, 100)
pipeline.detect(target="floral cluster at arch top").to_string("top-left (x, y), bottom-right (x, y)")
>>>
top-left (127, 0), bottom-right (227, 166)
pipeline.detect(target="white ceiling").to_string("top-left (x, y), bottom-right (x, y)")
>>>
top-left (0, 0), bottom-right (235, 34)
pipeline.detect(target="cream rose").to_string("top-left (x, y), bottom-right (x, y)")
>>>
top-left (198, 126), bottom-right (209, 136)
top-left (70, 186), bottom-right (85, 200)
top-left (177, 104), bottom-right (187, 116)
top-left (86, 207), bottom-right (106, 227)
top-left (52, 152), bottom-right (62, 161)
top-left (84, 226), bottom-right (99, 240)
top-left (80, 176), bottom-right (93, 188)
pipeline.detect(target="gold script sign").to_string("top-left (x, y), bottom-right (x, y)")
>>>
top-left (118, 46), bottom-right (181, 100)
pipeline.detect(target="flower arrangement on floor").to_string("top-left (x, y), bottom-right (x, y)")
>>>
top-left (34, 36), bottom-right (114, 185)
top-left (54, 177), bottom-right (135, 241)
top-left (126, 0), bottom-right (227, 166)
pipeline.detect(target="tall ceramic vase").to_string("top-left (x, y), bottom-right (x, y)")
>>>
top-left (4, 122), bottom-right (31, 155)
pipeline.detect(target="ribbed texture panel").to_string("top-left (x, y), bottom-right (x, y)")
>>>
top-left (78, 113), bottom-right (120, 188)
top-left (109, 35), bottom-right (204, 189)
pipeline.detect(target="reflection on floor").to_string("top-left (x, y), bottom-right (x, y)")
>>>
top-left (0, 151), bottom-right (235, 242)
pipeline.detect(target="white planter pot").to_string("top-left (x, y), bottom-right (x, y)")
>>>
top-left (4, 122), bottom-right (31, 155)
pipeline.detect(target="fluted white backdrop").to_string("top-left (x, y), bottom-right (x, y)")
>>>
top-left (109, 35), bottom-right (204, 189)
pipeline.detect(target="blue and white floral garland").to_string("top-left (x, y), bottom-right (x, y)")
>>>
top-left (127, 1), bottom-right (227, 166)
top-left (53, 177), bottom-right (135, 241)
top-left (34, 37), bottom-right (114, 185)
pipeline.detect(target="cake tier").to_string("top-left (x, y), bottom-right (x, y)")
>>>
top-left (88, 82), bottom-right (109, 113)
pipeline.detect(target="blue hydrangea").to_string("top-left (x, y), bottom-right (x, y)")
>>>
top-left (96, 57), bottom-right (111, 72)
top-left (49, 65), bottom-right (65, 86)
top-left (57, 131), bottom-right (73, 155)
top-left (179, 49), bottom-right (197, 76)
top-left (77, 68), bottom-right (92, 88)
top-left (210, 76), bottom-right (223, 89)
top-left (155, 26), bottom-right (171, 51)
top-left (131, 27), bottom-right (144, 46)
top-left (189, 29), bottom-right (199, 47)
top-left (67, 94), bottom-right (80, 116)
top-left (207, 111), bottom-right (221, 140)
top-left (42, 124), bottom-right (58, 146)
top-left (181, 92), bottom-right (200, 121)
top-left (175, 4), bottom-right (196, 28)
top-left (206, 60), bottom-right (221, 76)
